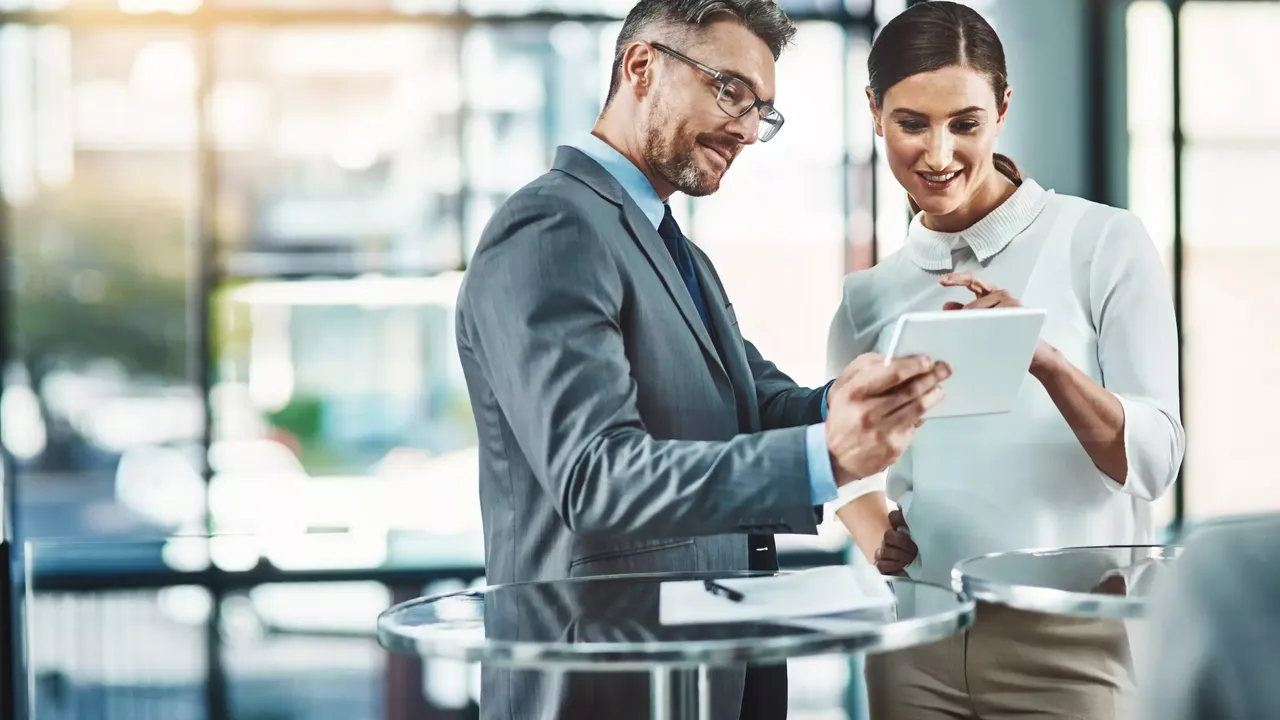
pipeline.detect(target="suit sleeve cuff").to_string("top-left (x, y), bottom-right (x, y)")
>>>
top-left (805, 423), bottom-right (838, 506)
top-left (820, 382), bottom-right (831, 421)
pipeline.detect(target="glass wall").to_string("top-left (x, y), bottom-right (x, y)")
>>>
top-left (208, 23), bottom-right (478, 572)
top-left (2, 5), bottom-right (878, 568)
top-left (1125, 0), bottom-right (1177, 530)
top-left (1177, 1), bottom-right (1280, 519)
top-left (698, 21), bottom-right (869, 387)
top-left (2, 26), bottom-right (204, 544)
top-left (1125, 0), bottom-right (1280, 522)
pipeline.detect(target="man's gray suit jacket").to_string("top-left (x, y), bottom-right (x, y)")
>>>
top-left (456, 145), bottom-right (828, 719)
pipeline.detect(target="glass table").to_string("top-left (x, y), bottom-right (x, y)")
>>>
top-left (951, 544), bottom-right (1182, 619)
top-left (377, 570), bottom-right (974, 720)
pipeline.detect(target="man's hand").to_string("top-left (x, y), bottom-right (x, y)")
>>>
top-left (825, 353), bottom-right (950, 485)
top-left (874, 509), bottom-right (918, 576)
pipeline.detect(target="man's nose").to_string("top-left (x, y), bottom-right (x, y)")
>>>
top-left (725, 110), bottom-right (760, 145)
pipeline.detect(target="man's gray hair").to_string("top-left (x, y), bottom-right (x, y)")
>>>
top-left (604, 0), bottom-right (796, 104)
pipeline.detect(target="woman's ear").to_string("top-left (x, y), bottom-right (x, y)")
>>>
top-left (865, 86), bottom-right (883, 137)
top-left (995, 85), bottom-right (1012, 135)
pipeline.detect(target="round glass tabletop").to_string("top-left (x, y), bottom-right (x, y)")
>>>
top-left (378, 570), bottom-right (974, 670)
top-left (952, 544), bottom-right (1182, 619)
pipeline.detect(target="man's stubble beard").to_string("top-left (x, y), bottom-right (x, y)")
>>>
top-left (642, 96), bottom-right (721, 198)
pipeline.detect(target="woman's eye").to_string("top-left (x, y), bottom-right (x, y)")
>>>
top-left (952, 120), bottom-right (980, 133)
top-left (897, 120), bottom-right (927, 133)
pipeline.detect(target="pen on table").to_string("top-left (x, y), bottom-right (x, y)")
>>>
top-left (703, 579), bottom-right (744, 602)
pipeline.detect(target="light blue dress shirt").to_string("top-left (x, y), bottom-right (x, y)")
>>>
top-left (572, 134), bottom-right (838, 507)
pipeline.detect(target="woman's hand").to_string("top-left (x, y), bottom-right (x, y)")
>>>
top-left (874, 509), bottom-right (918, 576)
top-left (939, 272), bottom-right (1058, 376)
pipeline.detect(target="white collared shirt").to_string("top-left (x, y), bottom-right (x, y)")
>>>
top-left (827, 180), bottom-right (1186, 585)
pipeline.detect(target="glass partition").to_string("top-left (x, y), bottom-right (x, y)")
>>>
top-left (1177, 1), bottom-right (1280, 519)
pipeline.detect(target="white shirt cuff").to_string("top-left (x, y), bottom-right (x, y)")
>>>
top-left (829, 471), bottom-right (887, 509)
top-left (1098, 392), bottom-right (1182, 502)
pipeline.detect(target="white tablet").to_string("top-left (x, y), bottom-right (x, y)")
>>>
top-left (883, 308), bottom-right (1047, 418)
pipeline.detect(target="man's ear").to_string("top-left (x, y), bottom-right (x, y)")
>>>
top-left (620, 41), bottom-right (659, 100)
top-left (865, 86), bottom-right (883, 137)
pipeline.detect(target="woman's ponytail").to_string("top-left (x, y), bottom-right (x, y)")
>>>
top-left (992, 153), bottom-right (1023, 186)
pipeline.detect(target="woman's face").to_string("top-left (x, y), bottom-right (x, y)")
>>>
top-left (869, 65), bottom-right (1011, 220)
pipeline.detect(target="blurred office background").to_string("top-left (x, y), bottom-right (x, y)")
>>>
top-left (0, 0), bottom-right (1273, 717)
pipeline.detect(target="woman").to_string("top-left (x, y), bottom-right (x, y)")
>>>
top-left (827, 3), bottom-right (1185, 719)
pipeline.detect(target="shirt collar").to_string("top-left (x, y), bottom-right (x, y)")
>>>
top-left (571, 133), bottom-right (666, 230)
top-left (905, 179), bottom-right (1052, 271)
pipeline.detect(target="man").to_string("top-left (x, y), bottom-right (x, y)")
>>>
top-left (455, 1), bottom-right (949, 717)
top-left (1140, 515), bottom-right (1280, 720)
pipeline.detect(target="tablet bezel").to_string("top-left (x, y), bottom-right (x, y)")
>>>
top-left (883, 308), bottom-right (1047, 418)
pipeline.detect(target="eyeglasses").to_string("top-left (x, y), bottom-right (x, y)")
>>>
top-left (650, 42), bottom-right (785, 143)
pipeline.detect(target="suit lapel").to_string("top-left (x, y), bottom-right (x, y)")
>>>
top-left (617, 201), bottom-right (728, 378)
top-left (552, 146), bottom-right (728, 381)
top-left (688, 248), bottom-right (757, 432)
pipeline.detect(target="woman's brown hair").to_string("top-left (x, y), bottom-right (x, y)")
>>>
top-left (868, 1), bottom-right (1022, 215)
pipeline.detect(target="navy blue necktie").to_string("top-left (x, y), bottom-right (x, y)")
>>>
top-left (659, 209), bottom-right (785, 710)
top-left (657, 205), bottom-right (711, 330)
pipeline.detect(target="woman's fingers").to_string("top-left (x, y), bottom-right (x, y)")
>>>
top-left (965, 289), bottom-right (1017, 309)
top-left (939, 272), bottom-right (996, 295)
top-left (942, 289), bottom-right (1022, 311)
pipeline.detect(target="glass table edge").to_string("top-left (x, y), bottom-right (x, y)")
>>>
top-left (376, 575), bottom-right (977, 667)
top-left (950, 543), bottom-right (1183, 620)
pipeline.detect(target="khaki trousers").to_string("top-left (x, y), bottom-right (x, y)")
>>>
top-left (866, 603), bottom-right (1135, 720)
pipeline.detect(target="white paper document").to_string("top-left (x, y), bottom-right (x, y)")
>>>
top-left (774, 607), bottom-right (900, 634)
top-left (658, 564), bottom-right (896, 626)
